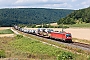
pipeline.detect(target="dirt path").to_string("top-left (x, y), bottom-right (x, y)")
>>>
top-left (10, 27), bottom-right (20, 35)
top-left (0, 34), bottom-right (14, 37)
top-left (0, 27), bottom-right (11, 30)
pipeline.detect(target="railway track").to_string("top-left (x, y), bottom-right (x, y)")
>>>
top-left (32, 34), bottom-right (90, 52)
top-left (72, 42), bottom-right (90, 49)
top-left (24, 32), bottom-right (90, 53)
top-left (35, 34), bottom-right (90, 50)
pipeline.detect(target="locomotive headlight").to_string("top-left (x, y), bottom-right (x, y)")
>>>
top-left (67, 37), bottom-right (68, 38)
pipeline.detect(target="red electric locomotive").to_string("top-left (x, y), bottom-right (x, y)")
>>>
top-left (50, 31), bottom-right (72, 42)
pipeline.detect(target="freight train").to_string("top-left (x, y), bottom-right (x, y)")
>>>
top-left (14, 25), bottom-right (72, 42)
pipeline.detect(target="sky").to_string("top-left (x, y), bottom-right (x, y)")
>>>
top-left (0, 0), bottom-right (90, 10)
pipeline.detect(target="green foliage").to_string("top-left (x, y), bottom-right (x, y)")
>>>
top-left (18, 24), bottom-right (26, 28)
top-left (0, 50), bottom-right (6, 58)
top-left (55, 25), bottom-right (69, 28)
top-left (15, 35), bottom-right (23, 39)
top-left (36, 25), bottom-right (42, 28)
top-left (28, 24), bottom-right (36, 28)
top-left (0, 29), bottom-right (14, 34)
top-left (10, 37), bottom-right (60, 56)
top-left (0, 8), bottom-right (73, 26)
top-left (57, 17), bottom-right (76, 25)
top-left (36, 24), bottom-right (52, 28)
top-left (57, 7), bottom-right (90, 25)
top-left (67, 23), bottom-right (90, 28)
top-left (57, 52), bottom-right (74, 60)
top-left (87, 56), bottom-right (90, 60)
top-left (9, 36), bottom-right (75, 59)
top-left (0, 35), bottom-right (89, 59)
top-left (36, 24), bottom-right (69, 28)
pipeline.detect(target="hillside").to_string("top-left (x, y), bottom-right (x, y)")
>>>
top-left (57, 7), bottom-right (90, 25)
top-left (0, 8), bottom-right (73, 26)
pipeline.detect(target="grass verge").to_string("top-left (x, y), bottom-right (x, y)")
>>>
top-left (0, 35), bottom-right (90, 60)
top-left (8, 35), bottom-right (74, 59)
top-left (67, 23), bottom-right (90, 28)
top-left (0, 29), bottom-right (14, 34)
top-left (72, 38), bottom-right (90, 44)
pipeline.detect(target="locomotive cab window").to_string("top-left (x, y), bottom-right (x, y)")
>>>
top-left (66, 34), bottom-right (71, 37)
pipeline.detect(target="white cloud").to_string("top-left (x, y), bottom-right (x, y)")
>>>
top-left (0, 0), bottom-right (89, 9)
top-left (71, 0), bottom-right (77, 2)
top-left (14, 0), bottom-right (69, 5)
top-left (81, 2), bottom-right (86, 5)
top-left (52, 3), bottom-right (72, 8)
top-left (81, 0), bottom-right (90, 8)
top-left (0, 0), bottom-right (16, 6)
top-left (14, 0), bottom-right (48, 5)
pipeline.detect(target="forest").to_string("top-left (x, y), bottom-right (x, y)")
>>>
top-left (57, 7), bottom-right (90, 25)
top-left (0, 8), bottom-right (73, 26)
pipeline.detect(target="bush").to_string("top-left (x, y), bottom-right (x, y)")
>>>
top-left (87, 56), bottom-right (90, 60)
top-left (15, 35), bottom-right (23, 39)
top-left (0, 50), bottom-right (6, 58)
top-left (63, 26), bottom-right (69, 28)
top-left (57, 52), bottom-right (73, 60)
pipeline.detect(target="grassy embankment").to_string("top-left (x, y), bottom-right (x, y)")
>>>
top-left (0, 35), bottom-right (90, 60)
top-left (73, 38), bottom-right (90, 44)
top-left (66, 23), bottom-right (90, 28)
top-left (0, 29), bottom-right (14, 34)
top-left (49, 23), bottom-right (90, 28)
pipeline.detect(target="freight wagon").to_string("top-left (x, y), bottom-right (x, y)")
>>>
top-left (14, 25), bottom-right (72, 42)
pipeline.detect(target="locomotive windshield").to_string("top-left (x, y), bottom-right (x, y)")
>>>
top-left (66, 34), bottom-right (71, 37)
